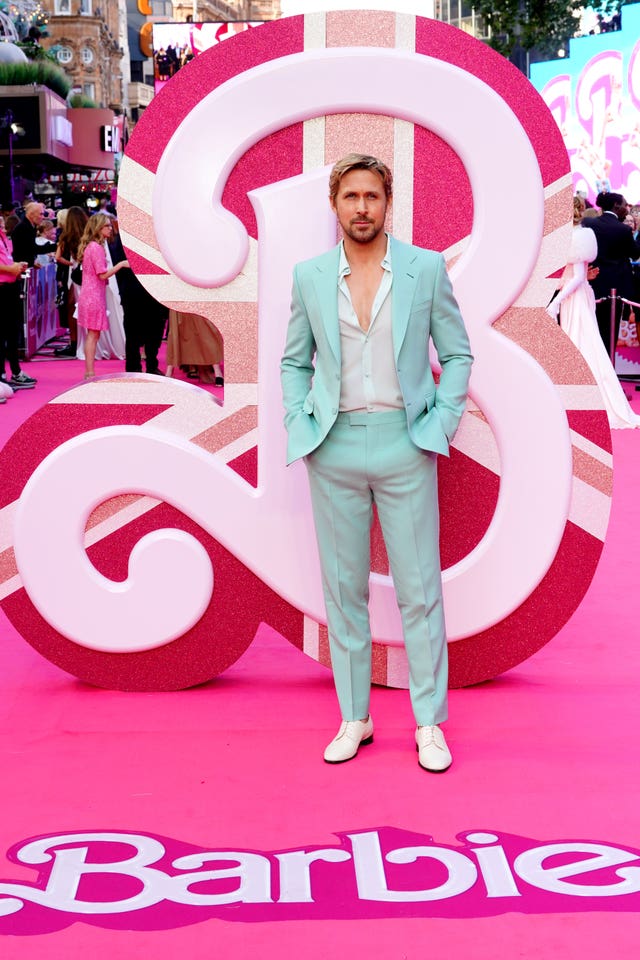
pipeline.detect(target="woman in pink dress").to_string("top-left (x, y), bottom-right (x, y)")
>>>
top-left (76, 214), bottom-right (130, 378)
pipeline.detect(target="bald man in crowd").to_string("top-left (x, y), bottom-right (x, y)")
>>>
top-left (10, 202), bottom-right (46, 267)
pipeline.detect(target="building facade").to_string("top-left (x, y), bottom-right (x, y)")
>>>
top-left (171, 1), bottom-right (281, 22)
top-left (41, 0), bottom-right (129, 113)
top-left (433, 1), bottom-right (489, 41)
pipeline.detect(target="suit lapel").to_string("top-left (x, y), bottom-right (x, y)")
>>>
top-left (390, 237), bottom-right (419, 362)
top-left (309, 238), bottom-right (419, 365)
top-left (311, 244), bottom-right (341, 364)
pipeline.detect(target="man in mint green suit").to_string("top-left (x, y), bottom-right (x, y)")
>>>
top-left (281, 155), bottom-right (472, 772)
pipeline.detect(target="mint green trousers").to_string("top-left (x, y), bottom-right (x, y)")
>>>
top-left (304, 410), bottom-right (448, 727)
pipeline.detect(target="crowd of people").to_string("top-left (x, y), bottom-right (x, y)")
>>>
top-left (153, 44), bottom-right (194, 83)
top-left (2, 190), bottom-right (640, 416)
top-left (0, 199), bottom-right (225, 405)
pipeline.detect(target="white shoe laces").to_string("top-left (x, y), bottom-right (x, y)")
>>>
top-left (417, 725), bottom-right (443, 749)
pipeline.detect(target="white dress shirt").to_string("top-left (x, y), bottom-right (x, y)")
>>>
top-left (337, 235), bottom-right (403, 412)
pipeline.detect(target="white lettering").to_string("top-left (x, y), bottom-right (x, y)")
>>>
top-left (276, 848), bottom-right (351, 902)
top-left (170, 852), bottom-right (272, 904)
top-left (350, 831), bottom-right (477, 902)
top-left (466, 833), bottom-right (521, 898)
top-left (13, 833), bottom-right (168, 913)
top-left (1, 830), bottom-right (639, 920)
top-left (514, 842), bottom-right (640, 896)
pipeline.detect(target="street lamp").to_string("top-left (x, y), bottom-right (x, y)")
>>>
top-left (0, 109), bottom-right (26, 207)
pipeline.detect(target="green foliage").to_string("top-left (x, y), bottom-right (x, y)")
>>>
top-left (0, 59), bottom-right (71, 99)
top-left (473, 0), bottom-right (624, 61)
top-left (15, 42), bottom-right (58, 66)
top-left (67, 93), bottom-right (98, 109)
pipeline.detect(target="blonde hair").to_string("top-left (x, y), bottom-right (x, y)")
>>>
top-left (77, 213), bottom-right (112, 263)
top-left (328, 154), bottom-right (393, 202)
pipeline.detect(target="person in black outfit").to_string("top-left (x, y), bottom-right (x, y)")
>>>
top-left (0, 214), bottom-right (36, 390)
top-left (582, 192), bottom-right (640, 353)
top-left (108, 221), bottom-right (168, 375)
top-left (9, 202), bottom-right (45, 266)
top-left (0, 203), bottom-right (44, 388)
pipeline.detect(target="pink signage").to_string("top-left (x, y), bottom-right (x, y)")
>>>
top-left (0, 13), bottom-right (613, 692)
top-left (0, 828), bottom-right (638, 932)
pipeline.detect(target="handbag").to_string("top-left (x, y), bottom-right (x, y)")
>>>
top-left (70, 262), bottom-right (82, 285)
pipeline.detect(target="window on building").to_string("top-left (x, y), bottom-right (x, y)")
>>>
top-left (83, 83), bottom-right (96, 101)
top-left (435, 0), bottom-right (489, 41)
top-left (56, 46), bottom-right (73, 64)
top-left (80, 0), bottom-right (92, 14)
top-left (81, 46), bottom-right (94, 65)
top-left (54, 0), bottom-right (71, 13)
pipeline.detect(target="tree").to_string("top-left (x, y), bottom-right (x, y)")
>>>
top-left (473, 1), bottom-right (625, 69)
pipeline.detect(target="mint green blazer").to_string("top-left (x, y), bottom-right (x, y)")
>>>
top-left (281, 236), bottom-right (473, 466)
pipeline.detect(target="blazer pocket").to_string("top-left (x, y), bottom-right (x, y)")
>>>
top-left (302, 392), bottom-right (314, 415)
top-left (424, 391), bottom-right (436, 412)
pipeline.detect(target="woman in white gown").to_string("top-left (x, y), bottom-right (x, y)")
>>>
top-left (547, 196), bottom-right (640, 429)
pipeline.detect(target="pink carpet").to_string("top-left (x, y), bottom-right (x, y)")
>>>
top-left (1, 355), bottom-right (639, 957)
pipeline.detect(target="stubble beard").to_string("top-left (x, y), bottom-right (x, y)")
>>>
top-left (343, 218), bottom-right (384, 245)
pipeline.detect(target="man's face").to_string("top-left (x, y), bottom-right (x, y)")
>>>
top-left (613, 197), bottom-right (629, 221)
top-left (28, 204), bottom-right (45, 226)
top-left (330, 168), bottom-right (389, 245)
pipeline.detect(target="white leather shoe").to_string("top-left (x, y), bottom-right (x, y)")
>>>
top-left (0, 379), bottom-right (14, 399)
top-left (324, 717), bottom-right (374, 763)
top-left (415, 725), bottom-right (452, 772)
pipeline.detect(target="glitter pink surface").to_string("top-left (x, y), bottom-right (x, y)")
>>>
top-left (192, 405), bottom-right (258, 453)
top-left (126, 250), bottom-right (170, 276)
top-left (0, 358), bottom-right (639, 956)
top-left (117, 197), bottom-right (158, 249)
top-left (414, 18), bottom-right (568, 189)
top-left (20, 11), bottom-right (614, 690)
top-left (324, 113), bottom-right (395, 179)
top-left (126, 17), bottom-right (306, 175)
top-left (0, 5), bottom-right (639, 941)
top-left (166, 301), bottom-right (258, 383)
top-left (326, 9), bottom-right (396, 47)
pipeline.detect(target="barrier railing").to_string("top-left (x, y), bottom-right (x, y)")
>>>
top-left (20, 262), bottom-right (58, 361)
top-left (594, 289), bottom-right (640, 387)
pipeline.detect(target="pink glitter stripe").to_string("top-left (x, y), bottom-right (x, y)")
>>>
top-left (497, 309), bottom-right (600, 387)
top-left (326, 10), bottom-right (396, 48)
top-left (572, 445), bottom-right (613, 496)
top-left (127, 251), bottom-right (170, 277)
top-left (324, 11), bottom-right (396, 194)
top-left (117, 197), bottom-right (159, 250)
top-left (0, 546), bottom-right (17, 585)
top-left (167, 301), bottom-right (258, 383)
top-left (192, 405), bottom-right (258, 453)
top-left (544, 183), bottom-right (574, 237)
top-left (86, 494), bottom-right (143, 532)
